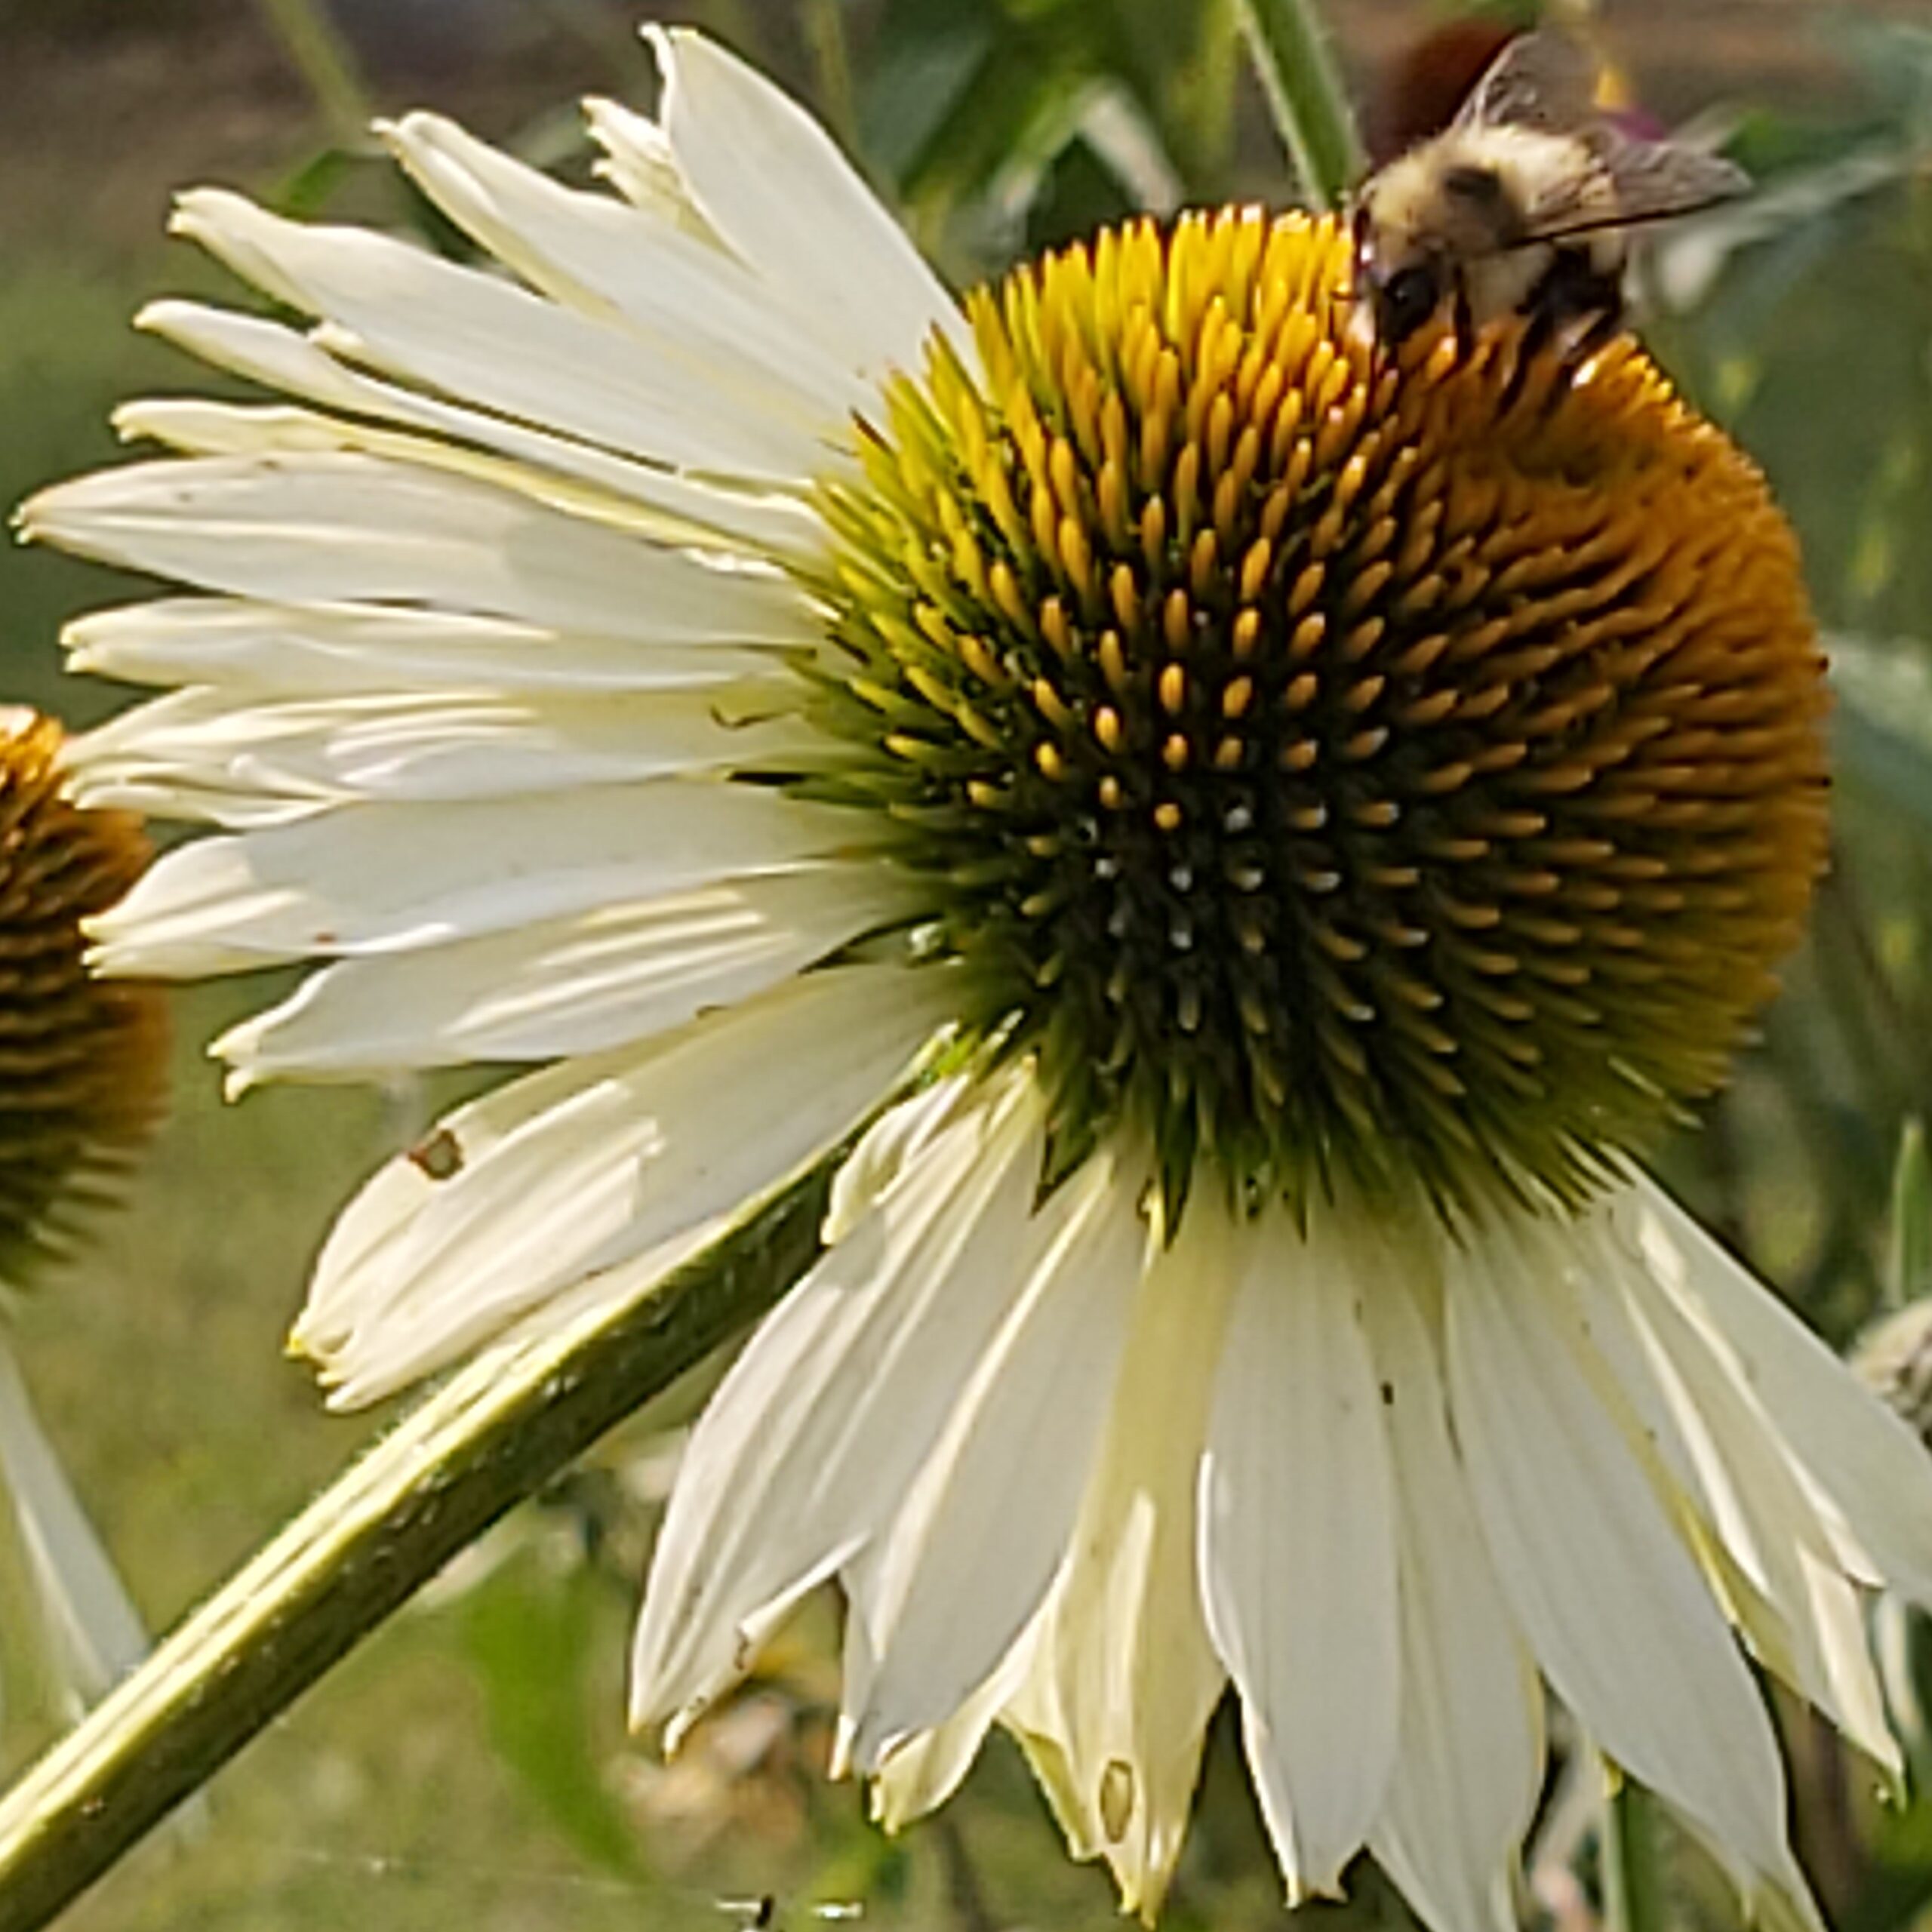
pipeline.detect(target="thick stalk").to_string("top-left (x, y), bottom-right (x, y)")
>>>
top-left (0, 1156), bottom-right (835, 1932)
top-left (1232, 0), bottom-right (1364, 211)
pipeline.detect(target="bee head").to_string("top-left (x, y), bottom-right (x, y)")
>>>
top-left (1350, 204), bottom-right (1444, 346)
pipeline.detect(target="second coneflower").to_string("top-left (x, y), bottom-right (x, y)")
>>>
top-left (24, 29), bottom-right (1932, 1927)
top-left (0, 709), bottom-right (162, 1715)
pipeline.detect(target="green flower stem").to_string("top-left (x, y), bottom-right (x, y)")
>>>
top-left (0, 1155), bottom-right (838, 1932)
top-left (1604, 1782), bottom-right (1667, 1932)
top-left (1232, 0), bottom-right (1364, 211)
top-left (254, 0), bottom-right (379, 152)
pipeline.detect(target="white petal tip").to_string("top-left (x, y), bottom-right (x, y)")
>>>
top-left (660, 1703), bottom-right (703, 1758)
top-left (309, 321), bottom-right (364, 359)
top-left (1284, 1875), bottom-right (1349, 1910)
top-left (167, 189), bottom-right (232, 238)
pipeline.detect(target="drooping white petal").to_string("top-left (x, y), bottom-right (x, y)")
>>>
top-left (0, 1335), bottom-right (147, 1711)
top-left (1593, 1210), bottom-right (1897, 1774)
top-left (645, 28), bottom-right (964, 380)
top-left (1200, 1210), bottom-right (1401, 1903)
top-left (300, 961), bottom-right (952, 1407)
top-left (116, 389), bottom-right (818, 565)
top-left (87, 778), bottom-right (855, 977)
top-left (822, 1075), bottom-right (976, 1246)
top-left (1628, 1177), bottom-right (1932, 1606)
top-left (131, 304), bottom-right (820, 556)
top-left (377, 113), bottom-right (869, 424)
top-left (65, 599), bottom-right (778, 700)
top-left (869, 1649), bottom-right (1024, 1832)
top-left (841, 1145), bottom-right (1148, 1764)
top-left (23, 454), bottom-right (811, 645)
top-left (168, 189), bottom-right (829, 478)
top-left (69, 684), bottom-right (810, 820)
top-left (1361, 1263), bottom-right (1543, 1932)
top-left (630, 1065), bottom-right (1046, 1743)
top-left (584, 96), bottom-right (712, 232)
top-left (1001, 1207), bottom-right (1233, 1920)
top-left (1444, 1217), bottom-right (1801, 1894)
top-left (213, 866), bottom-right (908, 1080)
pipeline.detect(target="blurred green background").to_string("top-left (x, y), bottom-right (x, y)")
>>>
top-left (6, 0), bottom-right (1932, 1926)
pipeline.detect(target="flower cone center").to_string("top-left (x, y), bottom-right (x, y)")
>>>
top-left (806, 211), bottom-right (1828, 1220)
top-left (0, 712), bottom-right (165, 1274)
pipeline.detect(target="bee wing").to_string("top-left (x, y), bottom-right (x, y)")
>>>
top-left (1597, 134), bottom-right (1752, 223)
top-left (1453, 31), bottom-right (1597, 134)
top-left (1517, 133), bottom-right (1750, 242)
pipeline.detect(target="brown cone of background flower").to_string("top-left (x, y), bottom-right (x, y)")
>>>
top-left (0, 709), bottom-right (165, 1278)
top-left (0, 706), bottom-right (164, 1717)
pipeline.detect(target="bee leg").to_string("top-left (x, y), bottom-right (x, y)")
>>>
top-left (1567, 297), bottom-right (1624, 369)
top-left (1500, 297), bottom-right (1555, 412)
top-left (1453, 283), bottom-right (1476, 364)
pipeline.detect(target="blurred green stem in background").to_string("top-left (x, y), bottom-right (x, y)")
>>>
top-left (1887, 1118), bottom-right (1932, 1311)
top-left (0, 1155), bottom-right (839, 1932)
top-left (1604, 1782), bottom-right (1666, 1932)
top-left (803, 0), bottom-right (861, 154)
top-left (1232, 0), bottom-right (1362, 208)
top-left (254, 0), bottom-right (378, 152)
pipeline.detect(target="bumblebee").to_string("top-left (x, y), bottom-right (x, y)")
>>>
top-left (1351, 32), bottom-right (1748, 352)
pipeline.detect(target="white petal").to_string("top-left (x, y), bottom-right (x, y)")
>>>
top-left (0, 1337), bottom-right (147, 1710)
top-left (23, 454), bottom-right (810, 645)
top-left (378, 114), bottom-right (866, 424)
top-left (66, 598), bottom-right (777, 699)
top-left (646, 29), bottom-right (963, 380)
top-left (213, 866), bottom-right (907, 1079)
top-left (841, 1146), bottom-right (1148, 1764)
top-left (822, 1074), bottom-right (977, 1245)
top-left (118, 368), bottom-right (817, 560)
top-left (69, 685), bottom-right (809, 817)
top-left (869, 1654), bottom-right (1021, 1830)
top-left (584, 96), bottom-right (712, 229)
top-left (1002, 1205), bottom-right (1235, 1920)
top-left (168, 189), bottom-right (826, 479)
top-left (1444, 1216), bottom-right (1798, 1891)
top-left (87, 778), bottom-right (854, 977)
top-left (1629, 1177), bottom-right (1932, 1605)
top-left (630, 1065), bottom-right (1045, 1742)
top-left (1361, 1265), bottom-right (1543, 1932)
top-left (1595, 1211), bottom-right (1897, 1773)
top-left (300, 961), bottom-right (952, 1406)
top-left (1199, 1209), bottom-right (1401, 1903)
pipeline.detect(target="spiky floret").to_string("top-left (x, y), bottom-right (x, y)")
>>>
top-left (0, 712), bottom-right (165, 1276)
top-left (801, 210), bottom-right (1827, 1221)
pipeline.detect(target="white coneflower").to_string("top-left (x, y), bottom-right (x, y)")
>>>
top-left (0, 709), bottom-right (163, 1716)
top-left (24, 27), bottom-right (1932, 1926)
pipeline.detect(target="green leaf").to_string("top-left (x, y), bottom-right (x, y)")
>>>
top-left (266, 146), bottom-right (361, 221)
top-left (1232, 0), bottom-right (1362, 210)
top-left (1829, 634), bottom-right (1932, 836)
top-left (458, 1550), bottom-right (645, 1879)
top-left (854, 0), bottom-right (1243, 277)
